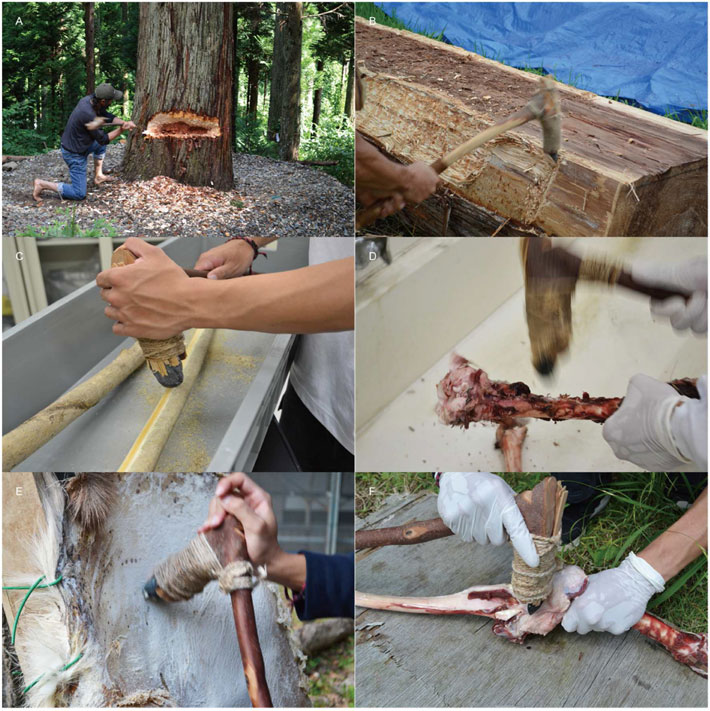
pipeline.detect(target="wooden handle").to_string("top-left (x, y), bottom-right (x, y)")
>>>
top-left (355, 477), bottom-right (567, 548)
top-left (356, 107), bottom-right (534, 230)
top-left (205, 514), bottom-right (273, 708)
top-left (615, 271), bottom-right (689, 302)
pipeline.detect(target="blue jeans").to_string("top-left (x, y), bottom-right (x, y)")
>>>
top-left (58, 141), bottom-right (107, 200)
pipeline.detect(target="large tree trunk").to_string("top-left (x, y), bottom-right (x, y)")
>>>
top-left (232, 4), bottom-right (239, 144)
top-left (311, 58), bottom-right (324, 138)
top-left (343, 54), bottom-right (354, 122)
top-left (246, 59), bottom-right (260, 118)
top-left (84, 3), bottom-right (95, 94)
top-left (267, 4), bottom-right (285, 142)
top-left (121, 2), bottom-right (129, 116)
top-left (279, 2), bottom-right (302, 161)
top-left (122, 2), bottom-right (234, 190)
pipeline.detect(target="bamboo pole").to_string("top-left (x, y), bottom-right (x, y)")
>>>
top-left (2, 344), bottom-right (144, 470)
top-left (117, 328), bottom-right (214, 471)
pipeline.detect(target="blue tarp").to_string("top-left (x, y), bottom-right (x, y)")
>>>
top-left (375, 2), bottom-right (707, 120)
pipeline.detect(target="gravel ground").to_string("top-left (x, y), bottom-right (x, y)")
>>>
top-left (2, 144), bottom-right (354, 238)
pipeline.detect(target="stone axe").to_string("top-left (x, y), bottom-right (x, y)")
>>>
top-left (356, 75), bottom-right (561, 230)
top-left (143, 513), bottom-right (273, 707)
top-left (521, 236), bottom-right (690, 375)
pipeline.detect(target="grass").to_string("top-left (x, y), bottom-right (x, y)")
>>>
top-left (358, 4), bottom-right (706, 130)
top-left (355, 3), bottom-right (446, 40)
top-left (356, 473), bottom-right (707, 634)
top-left (305, 634), bottom-right (354, 707)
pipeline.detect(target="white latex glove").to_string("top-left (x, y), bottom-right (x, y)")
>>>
top-left (603, 374), bottom-right (692, 470)
top-left (437, 472), bottom-right (539, 567)
top-left (562, 552), bottom-right (664, 635)
top-left (631, 258), bottom-right (707, 334)
top-left (670, 375), bottom-right (708, 470)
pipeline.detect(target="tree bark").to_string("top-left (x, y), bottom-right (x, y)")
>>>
top-left (311, 58), bottom-right (324, 138)
top-left (279, 2), bottom-right (302, 161)
top-left (84, 2), bottom-right (95, 94)
top-left (267, 4), bottom-right (285, 142)
top-left (343, 54), bottom-right (354, 121)
top-left (246, 59), bottom-right (260, 118)
top-left (122, 2), bottom-right (234, 190)
top-left (121, 2), bottom-right (129, 116)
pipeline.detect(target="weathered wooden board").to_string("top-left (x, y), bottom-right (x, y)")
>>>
top-left (355, 493), bottom-right (707, 707)
top-left (356, 19), bottom-right (708, 237)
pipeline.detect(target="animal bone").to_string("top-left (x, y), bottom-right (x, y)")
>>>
top-left (436, 353), bottom-right (699, 427)
top-left (356, 564), bottom-right (708, 677)
top-left (495, 424), bottom-right (527, 472)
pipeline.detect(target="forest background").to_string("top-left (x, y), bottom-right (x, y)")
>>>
top-left (2, 2), bottom-right (354, 186)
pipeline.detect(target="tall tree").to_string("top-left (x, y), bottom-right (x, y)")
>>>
top-left (279, 2), bottom-right (302, 162)
top-left (343, 53), bottom-right (354, 121)
top-left (84, 3), bottom-right (95, 94)
top-left (267, 4), bottom-right (285, 142)
top-left (244, 3), bottom-right (264, 119)
top-left (122, 3), bottom-right (234, 189)
top-left (311, 58), bottom-right (324, 137)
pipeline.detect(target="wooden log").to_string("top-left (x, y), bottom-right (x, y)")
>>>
top-left (2, 344), bottom-right (145, 471)
top-left (356, 18), bottom-right (708, 236)
top-left (356, 517), bottom-right (453, 548)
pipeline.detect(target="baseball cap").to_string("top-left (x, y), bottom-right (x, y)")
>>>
top-left (95, 83), bottom-right (123, 102)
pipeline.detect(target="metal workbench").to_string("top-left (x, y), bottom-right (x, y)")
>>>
top-left (2, 237), bottom-right (309, 472)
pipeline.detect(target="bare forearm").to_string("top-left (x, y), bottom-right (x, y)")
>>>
top-left (356, 132), bottom-right (407, 195)
top-left (638, 487), bottom-right (707, 581)
top-left (107, 127), bottom-right (123, 141)
top-left (188, 258), bottom-right (354, 333)
top-left (265, 550), bottom-right (307, 590)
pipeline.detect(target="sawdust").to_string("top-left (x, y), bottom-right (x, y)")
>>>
top-left (205, 332), bottom-right (263, 383)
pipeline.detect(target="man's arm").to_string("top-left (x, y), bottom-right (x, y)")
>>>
top-left (356, 132), bottom-right (439, 205)
top-left (191, 258), bottom-right (354, 333)
top-left (638, 487), bottom-right (707, 581)
top-left (96, 238), bottom-right (354, 338)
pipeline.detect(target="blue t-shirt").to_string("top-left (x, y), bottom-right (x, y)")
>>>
top-left (294, 551), bottom-right (354, 620)
top-left (61, 95), bottom-right (116, 154)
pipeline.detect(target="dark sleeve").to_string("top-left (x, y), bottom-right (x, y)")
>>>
top-left (294, 551), bottom-right (354, 621)
top-left (99, 107), bottom-right (117, 122)
top-left (90, 127), bottom-right (110, 145)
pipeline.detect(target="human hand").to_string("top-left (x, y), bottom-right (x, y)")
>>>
top-left (198, 473), bottom-right (281, 568)
top-left (96, 237), bottom-right (193, 339)
top-left (194, 239), bottom-right (256, 279)
top-left (562, 553), bottom-right (664, 635)
top-left (602, 374), bottom-right (690, 470)
top-left (631, 258), bottom-right (707, 334)
top-left (400, 161), bottom-right (440, 203)
top-left (123, 120), bottom-right (137, 130)
top-left (357, 189), bottom-right (406, 219)
top-left (437, 472), bottom-right (539, 567)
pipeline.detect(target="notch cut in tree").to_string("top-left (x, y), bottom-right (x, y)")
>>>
top-left (144, 111), bottom-right (221, 139)
top-left (122, 2), bottom-right (234, 189)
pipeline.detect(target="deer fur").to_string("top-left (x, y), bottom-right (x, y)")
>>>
top-left (64, 474), bottom-right (117, 534)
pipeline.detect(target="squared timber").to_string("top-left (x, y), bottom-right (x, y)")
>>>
top-left (356, 18), bottom-right (708, 236)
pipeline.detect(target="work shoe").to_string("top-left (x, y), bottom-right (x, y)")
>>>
top-left (560, 494), bottom-right (610, 548)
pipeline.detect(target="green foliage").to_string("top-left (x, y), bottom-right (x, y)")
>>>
top-left (17, 207), bottom-right (118, 239)
top-left (300, 114), bottom-right (354, 186)
top-left (3, 2), bottom-right (138, 155)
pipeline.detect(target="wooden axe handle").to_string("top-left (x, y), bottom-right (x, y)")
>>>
top-left (356, 108), bottom-right (534, 230)
top-left (613, 271), bottom-right (689, 302)
top-left (205, 515), bottom-right (273, 707)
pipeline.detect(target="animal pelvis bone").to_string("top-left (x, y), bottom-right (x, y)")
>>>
top-left (356, 565), bottom-right (708, 678)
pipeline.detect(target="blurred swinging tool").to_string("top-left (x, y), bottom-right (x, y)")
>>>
top-left (356, 75), bottom-right (561, 230)
top-left (110, 246), bottom-right (207, 387)
top-left (144, 513), bottom-right (273, 707)
top-left (521, 237), bottom-right (690, 375)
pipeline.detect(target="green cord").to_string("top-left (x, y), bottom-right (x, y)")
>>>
top-left (3, 574), bottom-right (79, 696)
top-left (22, 652), bottom-right (84, 695)
top-left (9, 576), bottom-right (46, 646)
top-left (2, 576), bottom-right (62, 591)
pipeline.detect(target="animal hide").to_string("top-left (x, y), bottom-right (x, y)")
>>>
top-left (9, 474), bottom-right (310, 707)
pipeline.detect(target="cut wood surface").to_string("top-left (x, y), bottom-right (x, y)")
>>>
top-left (356, 19), bottom-right (708, 236)
top-left (355, 493), bottom-right (706, 707)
